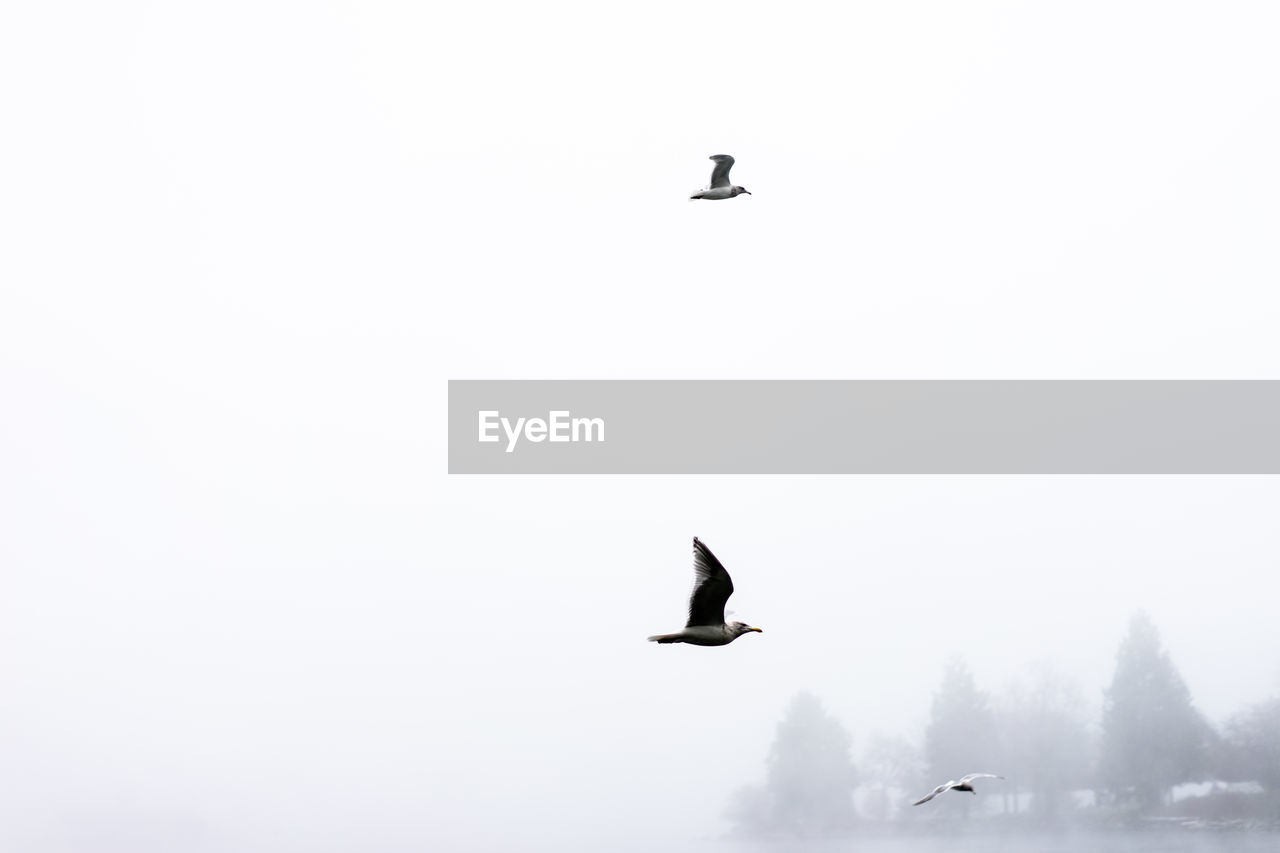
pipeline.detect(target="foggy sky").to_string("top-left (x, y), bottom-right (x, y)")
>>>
top-left (4, 2), bottom-right (1280, 851)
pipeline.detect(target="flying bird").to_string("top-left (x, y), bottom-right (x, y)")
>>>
top-left (689, 154), bottom-right (751, 200)
top-left (913, 774), bottom-right (1005, 806)
top-left (647, 538), bottom-right (762, 645)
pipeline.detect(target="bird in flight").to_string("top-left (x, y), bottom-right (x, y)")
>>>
top-left (689, 154), bottom-right (751, 200)
top-left (647, 538), bottom-right (763, 645)
top-left (913, 774), bottom-right (1005, 806)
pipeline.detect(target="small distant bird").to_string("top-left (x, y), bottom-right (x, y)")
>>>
top-left (913, 774), bottom-right (1005, 806)
top-left (689, 154), bottom-right (751, 200)
top-left (647, 538), bottom-right (763, 645)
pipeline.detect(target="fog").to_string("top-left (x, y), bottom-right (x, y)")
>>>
top-left (5, 2), bottom-right (1280, 851)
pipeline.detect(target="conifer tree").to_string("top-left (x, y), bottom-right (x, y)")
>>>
top-left (1099, 611), bottom-right (1211, 808)
top-left (922, 658), bottom-right (998, 815)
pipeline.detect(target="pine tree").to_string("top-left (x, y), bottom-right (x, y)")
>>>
top-left (728, 691), bottom-right (858, 837)
top-left (923, 657), bottom-right (998, 814)
top-left (1099, 611), bottom-right (1212, 809)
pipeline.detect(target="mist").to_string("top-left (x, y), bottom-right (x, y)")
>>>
top-left (5, 477), bottom-right (1279, 850)
top-left (5, 1), bottom-right (1280, 851)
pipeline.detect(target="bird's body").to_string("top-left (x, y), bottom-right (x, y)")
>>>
top-left (689, 186), bottom-right (746, 201)
top-left (649, 623), bottom-right (745, 646)
top-left (689, 154), bottom-right (751, 200)
top-left (913, 774), bottom-right (1004, 806)
top-left (647, 537), bottom-right (762, 646)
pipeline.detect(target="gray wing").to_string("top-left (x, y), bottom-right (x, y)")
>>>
top-left (708, 154), bottom-right (735, 189)
top-left (912, 783), bottom-right (952, 806)
top-left (685, 537), bottom-right (734, 627)
top-left (959, 774), bottom-right (1003, 784)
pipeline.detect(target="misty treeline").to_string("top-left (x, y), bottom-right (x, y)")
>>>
top-left (727, 611), bottom-right (1280, 837)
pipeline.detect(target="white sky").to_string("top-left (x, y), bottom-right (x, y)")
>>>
top-left (3, 2), bottom-right (1280, 851)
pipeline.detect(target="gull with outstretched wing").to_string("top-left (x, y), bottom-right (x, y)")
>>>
top-left (689, 154), bottom-right (752, 200)
top-left (913, 774), bottom-right (1005, 806)
top-left (647, 538), bottom-right (763, 646)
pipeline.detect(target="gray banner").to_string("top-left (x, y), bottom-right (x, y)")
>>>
top-left (447, 381), bottom-right (1280, 474)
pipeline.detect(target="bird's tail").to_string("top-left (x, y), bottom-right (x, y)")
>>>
top-left (647, 634), bottom-right (683, 643)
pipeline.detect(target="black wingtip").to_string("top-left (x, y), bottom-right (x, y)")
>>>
top-left (692, 537), bottom-right (723, 568)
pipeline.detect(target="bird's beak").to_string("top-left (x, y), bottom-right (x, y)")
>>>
top-left (743, 190), bottom-right (752, 195)
top-left (750, 627), bottom-right (763, 632)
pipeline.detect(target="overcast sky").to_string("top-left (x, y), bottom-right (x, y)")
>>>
top-left (4, 2), bottom-right (1280, 851)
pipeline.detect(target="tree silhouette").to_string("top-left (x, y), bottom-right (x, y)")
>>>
top-left (727, 691), bottom-right (858, 837)
top-left (1099, 611), bottom-right (1212, 809)
top-left (861, 733), bottom-right (921, 820)
top-left (923, 657), bottom-right (998, 815)
top-left (1223, 694), bottom-right (1280, 791)
top-left (1000, 664), bottom-right (1092, 818)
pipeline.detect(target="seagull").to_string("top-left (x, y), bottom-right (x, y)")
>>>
top-left (689, 154), bottom-right (751, 200)
top-left (647, 538), bottom-right (763, 645)
top-left (913, 774), bottom-right (1005, 806)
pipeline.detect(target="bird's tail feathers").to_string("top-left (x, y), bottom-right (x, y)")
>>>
top-left (647, 633), bottom-right (682, 644)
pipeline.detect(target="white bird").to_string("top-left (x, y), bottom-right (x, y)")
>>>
top-left (913, 774), bottom-right (1005, 806)
top-left (647, 538), bottom-right (763, 645)
top-left (689, 154), bottom-right (751, 200)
